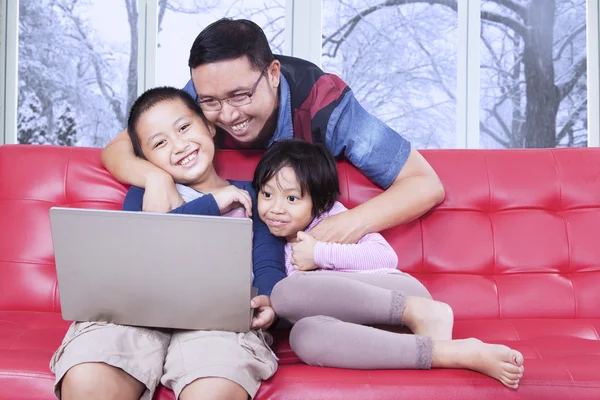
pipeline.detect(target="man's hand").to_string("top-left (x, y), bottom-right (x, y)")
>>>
top-left (142, 171), bottom-right (183, 212)
top-left (309, 210), bottom-right (363, 244)
top-left (251, 295), bottom-right (276, 329)
top-left (290, 231), bottom-right (318, 271)
top-left (212, 186), bottom-right (253, 217)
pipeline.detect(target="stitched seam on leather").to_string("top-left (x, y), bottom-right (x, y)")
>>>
top-left (560, 215), bottom-right (576, 318)
top-left (589, 323), bottom-right (600, 340)
top-left (488, 213), bottom-right (500, 319)
top-left (534, 347), bottom-right (544, 360)
top-left (64, 148), bottom-right (71, 205)
top-left (560, 363), bottom-right (575, 382)
top-left (52, 280), bottom-right (58, 313)
top-left (550, 150), bottom-right (576, 319)
top-left (506, 320), bottom-right (521, 340)
top-left (484, 154), bottom-right (499, 319)
top-left (7, 331), bottom-right (25, 350)
top-left (549, 149), bottom-right (563, 211)
top-left (483, 152), bottom-right (492, 214)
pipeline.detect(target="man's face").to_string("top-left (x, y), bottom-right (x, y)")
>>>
top-left (191, 56), bottom-right (280, 144)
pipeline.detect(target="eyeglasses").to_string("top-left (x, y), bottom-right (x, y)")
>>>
top-left (196, 66), bottom-right (268, 112)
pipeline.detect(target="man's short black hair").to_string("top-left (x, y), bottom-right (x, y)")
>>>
top-left (253, 140), bottom-right (340, 217)
top-left (188, 18), bottom-right (275, 71)
top-left (127, 86), bottom-right (205, 159)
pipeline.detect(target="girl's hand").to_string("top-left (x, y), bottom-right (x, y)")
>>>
top-left (212, 186), bottom-right (253, 217)
top-left (291, 231), bottom-right (318, 271)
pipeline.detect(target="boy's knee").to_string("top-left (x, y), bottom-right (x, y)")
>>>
top-left (180, 377), bottom-right (247, 400)
top-left (62, 362), bottom-right (143, 400)
top-left (289, 316), bottom-right (336, 366)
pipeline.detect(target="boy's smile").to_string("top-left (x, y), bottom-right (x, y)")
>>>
top-left (136, 98), bottom-right (218, 189)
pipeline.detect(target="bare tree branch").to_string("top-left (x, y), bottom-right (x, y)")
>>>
top-left (491, 0), bottom-right (527, 20)
top-left (554, 24), bottom-right (586, 60)
top-left (480, 121), bottom-right (510, 147)
top-left (557, 53), bottom-right (587, 100)
top-left (556, 98), bottom-right (587, 141)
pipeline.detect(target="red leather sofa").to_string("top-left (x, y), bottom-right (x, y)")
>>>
top-left (1, 144), bottom-right (600, 400)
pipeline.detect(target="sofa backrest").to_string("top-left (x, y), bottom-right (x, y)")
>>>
top-left (1, 145), bottom-right (599, 320)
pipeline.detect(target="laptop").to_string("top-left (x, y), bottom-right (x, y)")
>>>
top-left (49, 207), bottom-right (255, 332)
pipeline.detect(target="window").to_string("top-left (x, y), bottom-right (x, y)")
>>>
top-left (17, 0), bottom-right (138, 147)
top-left (156, 0), bottom-right (286, 88)
top-left (479, 0), bottom-right (588, 148)
top-left (4, 0), bottom-right (599, 148)
top-left (322, 0), bottom-right (458, 149)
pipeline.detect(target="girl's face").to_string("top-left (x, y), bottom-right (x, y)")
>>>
top-left (257, 166), bottom-right (314, 241)
top-left (137, 98), bottom-right (217, 188)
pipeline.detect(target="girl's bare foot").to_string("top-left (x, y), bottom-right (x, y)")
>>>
top-left (432, 338), bottom-right (525, 389)
top-left (402, 297), bottom-right (454, 340)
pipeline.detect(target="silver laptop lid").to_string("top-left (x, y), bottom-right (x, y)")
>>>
top-left (50, 207), bottom-right (253, 332)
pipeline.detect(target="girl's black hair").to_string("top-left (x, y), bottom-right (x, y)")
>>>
top-left (253, 140), bottom-right (340, 216)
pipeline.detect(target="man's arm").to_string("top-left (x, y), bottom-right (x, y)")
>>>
top-left (102, 129), bottom-right (183, 212)
top-left (311, 93), bottom-right (445, 244)
top-left (348, 148), bottom-right (444, 236)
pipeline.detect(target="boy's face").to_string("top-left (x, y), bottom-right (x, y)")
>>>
top-left (257, 166), bottom-right (314, 241)
top-left (191, 56), bottom-right (280, 145)
top-left (137, 98), bottom-right (216, 186)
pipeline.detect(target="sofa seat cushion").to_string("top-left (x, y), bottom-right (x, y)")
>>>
top-left (3, 313), bottom-right (599, 400)
top-left (261, 319), bottom-right (600, 399)
top-left (0, 312), bottom-right (68, 400)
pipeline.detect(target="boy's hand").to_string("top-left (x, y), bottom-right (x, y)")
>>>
top-left (143, 171), bottom-right (183, 212)
top-left (291, 231), bottom-right (318, 271)
top-left (251, 295), bottom-right (275, 329)
top-left (212, 186), bottom-right (253, 217)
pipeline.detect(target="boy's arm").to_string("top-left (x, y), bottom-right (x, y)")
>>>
top-left (313, 232), bottom-right (398, 271)
top-left (103, 129), bottom-right (183, 212)
top-left (311, 93), bottom-right (445, 244)
top-left (122, 186), bottom-right (220, 216)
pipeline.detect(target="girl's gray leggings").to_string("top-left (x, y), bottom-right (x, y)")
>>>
top-left (270, 271), bottom-right (434, 370)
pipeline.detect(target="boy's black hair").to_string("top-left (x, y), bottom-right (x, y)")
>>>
top-left (188, 18), bottom-right (275, 71)
top-left (127, 86), bottom-right (205, 159)
top-left (253, 140), bottom-right (340, 217)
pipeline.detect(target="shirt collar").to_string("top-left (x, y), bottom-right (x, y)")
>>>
top-left (269, 74), bottom-right (294, 146)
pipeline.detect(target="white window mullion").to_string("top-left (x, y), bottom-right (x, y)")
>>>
top-left (2, 0), bottom-right (18, 144)
top-left (456, 0), bottom-right (480, 149)
top-left (587, 0), bottom-right (600, 147)
top-left (1, 0), bottom-right (5, 145)
top-left (287, 0), bottom-right (322, 67)
top-left (137, 0), bottom-right (158, 95)
top-left (284, 0), bottom-right (294, 56)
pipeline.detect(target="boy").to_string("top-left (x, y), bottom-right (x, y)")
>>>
top-left (50, 87), bottom-right (285, 400)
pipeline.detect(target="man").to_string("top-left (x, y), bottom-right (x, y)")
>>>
top-left (102, 18), bottom-right (445, 244)
top-left (96, 18), bottom-right (444, 397)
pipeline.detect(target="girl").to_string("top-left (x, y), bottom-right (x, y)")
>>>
top-left (253, 140), bottom-right (525, 389)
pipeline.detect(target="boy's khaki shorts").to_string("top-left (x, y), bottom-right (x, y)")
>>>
top-left (50, 321), bottom-right (277, 400)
